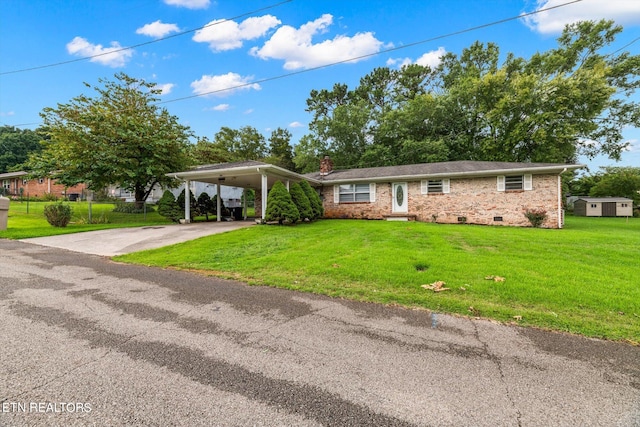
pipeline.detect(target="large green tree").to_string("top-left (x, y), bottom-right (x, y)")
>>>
top-left (265, 127), bottom-right (296, 171)
top-left (589, 167), bottom-right (640, 205)
top-left (211, 126), bottom-right (267, 162)
top-left (29, 73), bottom-right (192, 207)
top-left (0, 126), bottom-right (45, 173)
top-left (301, 20), bottom-right (640, 167)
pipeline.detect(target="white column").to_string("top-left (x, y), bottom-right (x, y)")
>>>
top-left (285, 180), bottom-right (290, 191)
top-left (243, 188), bottom-right (247, 220)
top-left (216, 182), bottom-right (222, 222)
top-left (184, 180), bottom-right (190, 223)
top-left (261, 174), bottom-right (268, 220)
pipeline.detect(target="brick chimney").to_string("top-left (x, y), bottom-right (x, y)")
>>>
top-left (320, 156), bottom-right (333, 175)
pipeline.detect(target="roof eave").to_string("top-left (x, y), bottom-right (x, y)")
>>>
top-left (315, 164), bottom-right (585, 184)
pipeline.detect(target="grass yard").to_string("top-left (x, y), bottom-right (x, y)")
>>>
top-left (114, 216), bottom-right (640, 343)
top-left (0, 200), bottom-right (173, 239)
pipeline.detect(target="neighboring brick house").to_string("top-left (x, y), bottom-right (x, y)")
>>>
top-left (0, 171), bottom-right (86, 199)
top-left (304, 157), bottom-right (584, 228)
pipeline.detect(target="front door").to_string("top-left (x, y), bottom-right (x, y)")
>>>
top-left (392, 182), bottom-right (408, 213)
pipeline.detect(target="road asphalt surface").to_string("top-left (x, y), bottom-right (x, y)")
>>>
top-left (0, 239), bottom-right (638, 426)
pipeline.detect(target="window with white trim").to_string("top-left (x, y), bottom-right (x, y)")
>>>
top-left (497, 174), bottom-right (532, 191)
top-left (421, 178), bottom-right (450, 194)
top-left (337, 184), bottom-right (371, 202)
top-left (2, 180), bottom-right (9, 190)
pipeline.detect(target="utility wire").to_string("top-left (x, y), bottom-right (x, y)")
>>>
top-left (0, 0), bottom-right (293, 76)
top-left (158, 0), bottom-right (584, 104)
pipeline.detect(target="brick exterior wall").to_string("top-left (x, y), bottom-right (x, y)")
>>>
top-left (319, 174), bottom-right (562, 228)
top-left (2, 177), bottom-right (86, 199)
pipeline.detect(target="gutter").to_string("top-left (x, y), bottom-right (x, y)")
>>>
top-left (558, 167), bottom-right (567, 229)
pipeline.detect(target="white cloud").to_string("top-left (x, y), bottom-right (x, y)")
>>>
top-left (66, 36), bottom-right (133, 67)
top-left (193, 15), bottom-right (281, 52)
top-left (136, 20), bottom-right (180, 38)
top-left (243, 109), bottom-right (254, 115)
top-left (0, 111), bottom-right (15, 117)
top-left (387, 47), bottom-right (446, 69)
top-left (155, 83), bottom-right (175, 95)
top-left (250, 14), bottom-right (385, 70)
top-left (163, 0), bottom-right (210, 9)
top-left (289, 121), bottom-right (303, 128)
top-left (211, 104), bottom-right (230, 111)
top-left (523, 0), bottom-right (640, 34)
top-left (190, 72), bottom-right (260, 97)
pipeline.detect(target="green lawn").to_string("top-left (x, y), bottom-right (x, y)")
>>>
top-left (114, 216), bottom-right (640, 343)
top-left (0, 200), bottom-right (173, 239)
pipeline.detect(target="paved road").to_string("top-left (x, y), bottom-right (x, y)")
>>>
top-left (1, 240), bottom-right (638, 426)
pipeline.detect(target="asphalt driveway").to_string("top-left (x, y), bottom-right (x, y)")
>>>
top-left (19, 221), bottom-right (255, 256)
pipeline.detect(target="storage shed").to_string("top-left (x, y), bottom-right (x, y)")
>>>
top-left (573, 197), bottom-right (634, 217)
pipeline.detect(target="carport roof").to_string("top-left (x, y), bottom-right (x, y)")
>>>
top-left (168, 160), bottom-right (320, 189)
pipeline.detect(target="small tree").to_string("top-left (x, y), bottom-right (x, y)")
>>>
top-left (197, 192), bottom-right (214, 221)
top-left (299, 180), bottom-right (323, 219)
top-left (157, 190), bottom-right (181, 223)
top-left (265, 181), bottom-right (300, 224)
top-left (289, 182), bottom-right (313, 221)
top-left (177, 189), bottom-right (198, 220)
top-left (43, 202), bottom-right (73, 227)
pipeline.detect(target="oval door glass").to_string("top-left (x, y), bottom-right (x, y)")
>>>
top-left (396, 184), bottom-right (404, 206)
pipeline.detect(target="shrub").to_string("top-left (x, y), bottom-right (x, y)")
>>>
top-left (289, 182), bottom-right (313, 221)
top-left (197, 192), bottom-right (214, 221)
top-left (265, 181), bottom-right (300, 224)
top-left (40, 192), bottom-right (59, 202)
top-left (177, 189), bottom-right (198, 220)
top-left (157, 190), bottom-right (182, 223)
top-left (112, 200), bottom-right (155, 214)
top-left (525, 208), bottom-right (548, 227)
top-left (299, 180), bottom-right (323, 219)
top-left (43, 202), bottom-right (73, 227)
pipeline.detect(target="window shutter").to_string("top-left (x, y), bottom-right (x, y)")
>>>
top-left (497, 176), bottom-right (505, 192)
top-left (334, 185), bottom-right (340, 203)
top-left (443, 178), bottom-right (450, 194)
top-left (421, 180), bottom-right (428, 194)
top-left (524, 174), bottom-right (533, 190)
top-left (369, 183), bottom-right (376, 202)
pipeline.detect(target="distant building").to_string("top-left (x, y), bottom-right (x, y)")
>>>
top-left (0, 171), bottom-right (86, 199)
top-left (573, 197), bottom-right (634, 217)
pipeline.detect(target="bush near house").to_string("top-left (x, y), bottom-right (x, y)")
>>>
top-left (43, 202), bottom-right (73, 227)
top-left (265, 181), bottom-right (300, 224)
top-left (157, 190), bottom-right (181, 223)
top-left (299, 180), bottom-right (323, 219)
top-left (525, 209), bottom-right (548, 227)
top-left (289, 182), bottom-right (313, 221)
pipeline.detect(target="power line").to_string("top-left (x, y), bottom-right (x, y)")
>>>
top-left (0, 0), bottom-right (293, 76)
top-left (158, 0), bottom-right (584, 104)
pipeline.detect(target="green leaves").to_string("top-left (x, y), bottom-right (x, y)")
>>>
top-left (29, 73), bottom-right (192, 203)
top-left (303, 19), bottom-right (639, 166)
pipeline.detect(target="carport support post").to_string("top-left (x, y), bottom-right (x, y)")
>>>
top-left (261, 173), bottom-right (268, 221)
top-left (216, 182), bottom-right (221, 222)
top-left (243, 188), bottom-right (247, 220)
top-left (184, 180), bottom-right (191, 223)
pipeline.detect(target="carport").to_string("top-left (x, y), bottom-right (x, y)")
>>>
top-left (169, 160), bottom-right (320, 222)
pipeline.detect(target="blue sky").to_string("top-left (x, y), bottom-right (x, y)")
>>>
top-left (1, 0), bottom-right (639, 173)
